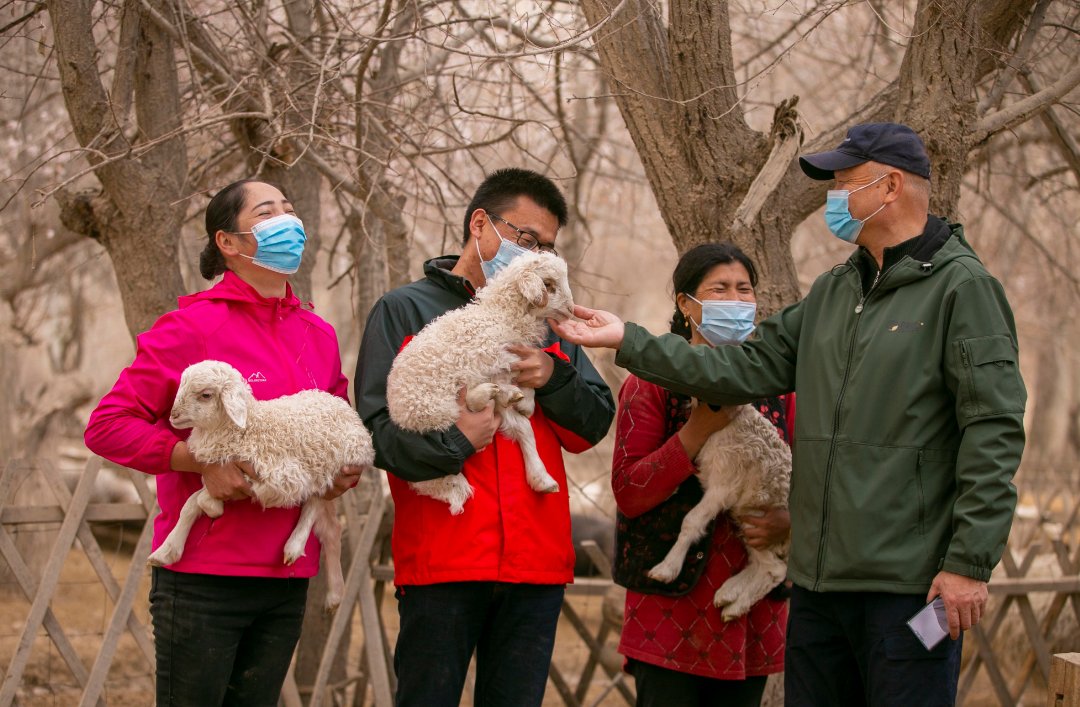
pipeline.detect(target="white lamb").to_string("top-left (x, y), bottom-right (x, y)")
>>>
top-left (386, 251), bottom-right (575, 514)
top-left (148, 360), bottom-right (375, 610)
top-left (647, 403), bottom-right (791, 621)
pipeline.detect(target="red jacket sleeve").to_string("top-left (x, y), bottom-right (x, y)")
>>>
top-left (611, 376), bottom-right (698, 518)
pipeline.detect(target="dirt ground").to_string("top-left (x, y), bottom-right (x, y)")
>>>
top-left (0, 540), bottom-right (628, 706)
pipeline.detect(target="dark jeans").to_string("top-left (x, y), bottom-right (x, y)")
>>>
top-left (393, 581), bottom-right (565, 707)
top-left (627, 659), bottom-right (768, 707)
top-left (785, 585), bottom-right (963, 707)
top-left (149, 567), bottom-right (309, 707)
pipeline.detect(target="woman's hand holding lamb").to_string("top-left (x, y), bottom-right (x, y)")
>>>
top-left (171, 440), bottom-right (255, 501)
top-left (737, 507), bottom-right (790, 550)
top-left (455, 387), bottom-right (503, 451)
top-left (322, 465), bottom-right (365, 500)
top-left (201, 460), bottom-right (259, 501)
top-left (507, 344), bottom-right (554, 388)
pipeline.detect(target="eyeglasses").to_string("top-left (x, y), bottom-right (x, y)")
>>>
top-left (488, 213), bottom-right (558, 256)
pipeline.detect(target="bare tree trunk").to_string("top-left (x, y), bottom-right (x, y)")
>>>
top-left (579, 0), bottom-right (795, 314)
top-left (47, 0), bottom-right (188, 337)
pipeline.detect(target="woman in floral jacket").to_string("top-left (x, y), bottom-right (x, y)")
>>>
top-left (611, 242), bottom-right (794, 707)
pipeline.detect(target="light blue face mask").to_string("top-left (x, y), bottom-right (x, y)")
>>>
top-left (825, 173), bottom-right (888, 243)
top-left (238, 213), bottom-right (307, 274)
top-left (478, 236), bottom-right (531, 283)
top-left (686, 295), bottom-right (757, 347)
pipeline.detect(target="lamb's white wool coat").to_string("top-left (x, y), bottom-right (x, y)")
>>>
top-left (148, 360), bottom-right (374, 610)
top-left (647, 404), bottom-right (792, 621)
top-left (386, 252), bottom-right (575, 514)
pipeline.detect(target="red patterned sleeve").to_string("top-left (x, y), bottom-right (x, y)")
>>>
top-left (611, 376), bottom-right (698, 519)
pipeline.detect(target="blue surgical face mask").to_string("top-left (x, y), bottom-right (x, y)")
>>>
top-left (825, 173), bottom-right (888, 243)
top-left (477, 236), bottom-right (531, 283)
top-left (237, 213), bottom-right (306, 274)
top-left (686, 294), bottom-right (757, 347)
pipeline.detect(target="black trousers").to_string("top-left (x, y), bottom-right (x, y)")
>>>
top-left (392, 582), bottom-right (565, 707)
top-left (785, 585), bottom-right (963, 706)
top-left (627, 659), bottom-right (768, 707)
top-left (149, 567), bottom-right (309, 707)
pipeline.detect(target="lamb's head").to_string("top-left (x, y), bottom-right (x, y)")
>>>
top-left (170, 360), bottom-right (255, 431)
top-left (478, 251), bottom-right (575, 321)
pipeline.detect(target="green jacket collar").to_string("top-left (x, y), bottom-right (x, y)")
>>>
top-left (845, 218), bottom-right (978, 294)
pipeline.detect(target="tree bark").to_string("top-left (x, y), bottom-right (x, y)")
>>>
top-left (47, 0), bottom-right (187, 337)
top-left (580, 0), bottom-right (1051, 315)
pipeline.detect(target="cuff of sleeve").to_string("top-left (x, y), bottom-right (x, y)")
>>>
top-left (939, 558), bottom-right (992, 582)
top-left (446, 425), bottom-right (476, 461)
top-left (537, 357), bottom-right (575, 396)
top-left (158, 432), bottom-right (183, 475)
top-left (614, 322), bottom-right (645, 368)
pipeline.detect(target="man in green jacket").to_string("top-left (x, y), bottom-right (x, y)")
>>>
top-left (552, 123), bottom-right (1025, 705)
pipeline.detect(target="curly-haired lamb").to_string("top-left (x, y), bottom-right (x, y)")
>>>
top-left (148, 360), bottom-right (375, 610)
top-left (647, 403), bottom-right (791, 621)
top-left (386, 251), bottom-right (575, 514)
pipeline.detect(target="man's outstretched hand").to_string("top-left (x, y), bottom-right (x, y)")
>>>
top-left (549, 305), bottom-right (627, 349)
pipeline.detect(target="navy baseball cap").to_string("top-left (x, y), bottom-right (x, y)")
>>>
top-left (799, 123), bottom-right (931, 181)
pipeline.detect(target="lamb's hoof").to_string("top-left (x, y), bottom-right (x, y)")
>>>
top-left (147, 546), bottom-right (180, 567)
top-left (507, 389), bottom-right (525, 405)
top-left (283, 543), bottom-right (307, 566)
top-left (324, 595), bottom-right (342, 614)
top-left (528, 473), bottom-right (559, 494)
top-left (647, 563), bottom-right (678, 583)
top-left (448, 502), bottom-right (466, 515)
top-left (720, 601), bottom-right (751, 621)
top-left (713, 588), bottom-right (752, 620)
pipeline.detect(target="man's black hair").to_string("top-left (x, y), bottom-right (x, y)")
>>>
top-left (461, 168), bottom-right (568, 247)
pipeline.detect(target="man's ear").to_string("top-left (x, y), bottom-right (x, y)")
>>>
top-left (517, 271), bottom-right (548, 309)
top-left (467, 209), bottom-right (488, 244)
top-left (884, 171), bottom-right (904, 204)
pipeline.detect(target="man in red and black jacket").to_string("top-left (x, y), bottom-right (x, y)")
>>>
top-left (355, 168), bottom-right (615, 707)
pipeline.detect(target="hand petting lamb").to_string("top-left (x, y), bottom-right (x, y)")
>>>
top-left (149, 360), bottom-right (374, 611)
top-left (647, 404), bottom-right (791, 621)
top-left (386, 251), bottom-right (575, 515)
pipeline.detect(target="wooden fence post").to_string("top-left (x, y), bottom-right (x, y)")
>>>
top-left (1048, 653), bottom-right (1080, 707)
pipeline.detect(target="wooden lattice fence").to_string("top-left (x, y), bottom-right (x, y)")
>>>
top-left (1, 456), bottom-right (1077, 706)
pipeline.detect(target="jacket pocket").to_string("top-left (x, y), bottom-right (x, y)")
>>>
top-left (957, 335), bottom-right (1024, 418)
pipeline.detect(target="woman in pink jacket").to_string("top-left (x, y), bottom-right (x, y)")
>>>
top-left (85, 179), bottom-right (361, 706)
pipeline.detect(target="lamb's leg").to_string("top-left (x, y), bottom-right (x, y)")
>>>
top-left (648, 486), bottom-right (733, 583)
top-left (409, 475), bottom-right (475, 515)
top-left (148, 488), bottom-right (209, 566)
top-left (312, 499), bottom-right (344, 612)
top-left (714, 545), bottom-right (788, 621)
top-left (465, 383), bottom-right (500, 412)
top-left (283, 496), bottom-right (320, 565)
top-left (500, 408), bottom-right (559, 494)
top-left (496, 384), bottom-right (526, 410)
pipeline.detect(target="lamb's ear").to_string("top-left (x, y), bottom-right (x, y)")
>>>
top-left (221, 382), bottom-right (249, 429)
top-left (517, 271), bottom-right (548, 310)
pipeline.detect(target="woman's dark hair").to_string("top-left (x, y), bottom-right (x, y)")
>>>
top-left (199, 179), bottom-right (261, 280)
top-left (461, 168), bottom-right (568, 246)
top-left (670, 242), bottom-right (759, 340)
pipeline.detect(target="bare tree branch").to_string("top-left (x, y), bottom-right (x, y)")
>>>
top-left (970, 60), bottom-right (1080, 147)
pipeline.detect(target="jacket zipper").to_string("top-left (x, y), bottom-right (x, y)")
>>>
top-left (814, 261), bottom-right (902, 589)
